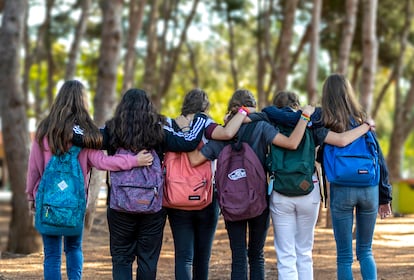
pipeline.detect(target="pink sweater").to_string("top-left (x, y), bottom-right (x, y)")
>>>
top-left (26, 138), bottom-right (139, 202)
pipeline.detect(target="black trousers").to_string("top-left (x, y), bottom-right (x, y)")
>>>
top-left (107, 207), bottom-right (167, 280)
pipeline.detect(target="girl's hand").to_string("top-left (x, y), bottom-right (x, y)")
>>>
top-left (379, 203), bottom-right (392, 219)
top-left (136, 150), bottom-right (154, 166)
top-left (28, 201), bottom-right (35, 215)
top-left (365, 118), bottom-right (376, 131)
top-left (302, 105), bottom-right (315, 116)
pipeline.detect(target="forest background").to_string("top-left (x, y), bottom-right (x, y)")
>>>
top-left (0, 0), bottom-right (413, 255)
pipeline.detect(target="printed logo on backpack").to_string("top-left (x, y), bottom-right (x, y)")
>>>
top-left (163, 149), bottom-right (213, 210)
top-left (322, 130), bottom-right (380, 187)
top-left (215, 123), bottom-right (267, 221)
top-left (267, 126), bottom-right (316, 196)
top-left (109, 149), bottom-right (163, 214)
top-left (35, 145), bottom-right (86, 236)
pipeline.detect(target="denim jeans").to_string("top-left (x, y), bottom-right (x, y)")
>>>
top-left (107, 207), bottom-right (167, 280)
top-left (167, 196), bottom-right (219, 280)
top-left (330, 184), bottom-right (379, 280)
top-left (42, 234), bottom-right (83, 280)
top-left (224, 208), bottom-right (270, 280)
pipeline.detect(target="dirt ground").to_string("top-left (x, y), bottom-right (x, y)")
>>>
top-left (1, 198), bottom-right (414, 280)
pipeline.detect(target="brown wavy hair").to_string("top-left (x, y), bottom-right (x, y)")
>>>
top-left (226, 89), bottom-right (256, 120)
top-left (181, 88), bottom-right (210, 115)
top-left (321, 74), bottom-right (366, 133)
top-left (272, 90), bottom-right (300, 109)
top-left (105, 88), bottom-right (165, 152)
top-left (35, 80), bottom-right (102, 154)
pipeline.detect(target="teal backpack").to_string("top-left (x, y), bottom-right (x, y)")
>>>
top-left (267, 125), bottom-right (315, 196)
top-left (35, 145), bottom-right (86, 236)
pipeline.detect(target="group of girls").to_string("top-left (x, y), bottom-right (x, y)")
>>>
top-left (26, 73), bottom-right (392, 280)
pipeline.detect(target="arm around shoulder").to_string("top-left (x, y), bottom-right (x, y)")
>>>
top-left (324, 123), bottom-right (370, 147)
top-left (86, 149), bottom-right (141, 171)
top-left (187, 148), bottom-right (208, 167)
top-left (272, 105), bottom-right (314, 149)
top-left (211, 110), bottom-right (247, 140)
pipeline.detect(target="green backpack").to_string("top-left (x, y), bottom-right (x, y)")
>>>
top-left (267, 125), bottom-right (315, 196)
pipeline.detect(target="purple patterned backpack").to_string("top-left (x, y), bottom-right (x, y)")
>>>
top-left (109, 149), bottom-right (163, 214)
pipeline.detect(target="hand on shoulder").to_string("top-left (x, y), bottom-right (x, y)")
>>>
top-left (301, 105), bottom-right (315, 116)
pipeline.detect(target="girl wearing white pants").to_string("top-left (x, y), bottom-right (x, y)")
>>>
top-left (270, 174), bottom-right (320, 280)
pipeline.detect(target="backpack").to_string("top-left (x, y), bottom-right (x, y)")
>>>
top-left (215, 123), bottom-right (267, 221)
top-left (162, 147), bottom-right (213, 211)
top-left (35, 145), bottom-right (86, 236)
top-left (109, 149), bottom-right (163, 214)
top-left (267, 126), bottom-right (315, 196)
top-left (322, 130), bottom-right (380, 187)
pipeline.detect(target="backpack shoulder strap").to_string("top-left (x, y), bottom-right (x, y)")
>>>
top-left (233, 121), bottom-right (257, 150)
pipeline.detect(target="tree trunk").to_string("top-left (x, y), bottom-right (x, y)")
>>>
top-left (381, 0), bottom-right (413, 181)
top-left (186, 42), bottom-right (199, 87)
top-left (359, 0), bottom-right (378, 115)
top-left (226, 6), bottom-right (239, 90)
top-left (276, 0), bottom-right (298, 93)
top-left (94, 0), bottom-right (123, 126)
top-left (142, 0), bottom-right (159, 97)
top-left (256, 1), bottom-right (267, 108)
top-left (45, 0), bottom-right (55, 107)
top-left (65, 0), bottom-right (91, 80)
top-left (122, 0), bottom-right (147, 93)
top-left (306, 0), bottom-right (321, 105)
top-left (157, 0), bottom-right (200, 107)
top-left (86, 0), bottom-right (124, 233)
top-left (388, 76), bottom-right (414, 181)
top-left (22, 1), bottom-right (30, 107)
top-left (337, 0), bottom-right (358, 75)
top-left (0, 0), bottom-right (42, 254)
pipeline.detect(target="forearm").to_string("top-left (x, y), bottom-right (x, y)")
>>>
top-left (87, 150), bottom-right (139, 171)
top-left (163, 113), bottom-right (207, 152)
top-left (287, 117), bottom-right (309, 148)
top-left (272, 117), bottom-right (309, 149)
top-left (262, 106), bottom-right (300, 127)
top-left (187, 149), bottom-right (208, 167)
top-left (325, 123), bottom-right (370, 147)
top-left (211, 111), bottom-right (247, 140)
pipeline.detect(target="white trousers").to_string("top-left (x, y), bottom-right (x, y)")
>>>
top-left (269, 174), bottom-right (320, 280)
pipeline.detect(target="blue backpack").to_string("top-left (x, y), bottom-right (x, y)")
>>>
top-left (109, 149), bottom-right (163, 214)
top-left (35, 145), bottom-right (86, 236)
top-left (322, 130), bottom-right (380, 187)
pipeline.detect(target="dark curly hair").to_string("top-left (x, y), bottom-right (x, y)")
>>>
top-left (105, 88), bottom-right (165, 152)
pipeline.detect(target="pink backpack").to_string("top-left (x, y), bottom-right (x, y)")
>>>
top-left (163, 148), bottom-right (213, 211)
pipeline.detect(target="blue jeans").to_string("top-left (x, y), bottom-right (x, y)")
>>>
top-left (107, 207), bottom-right (167, 280)
top-left (330, 184), bottom-right (379, 280)
top-left (224, 208), bottom-right (270, 280)
top-left (167, 197), bottom-right (219, 280)
top-left (42, 234), bottom-right (83, 280)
